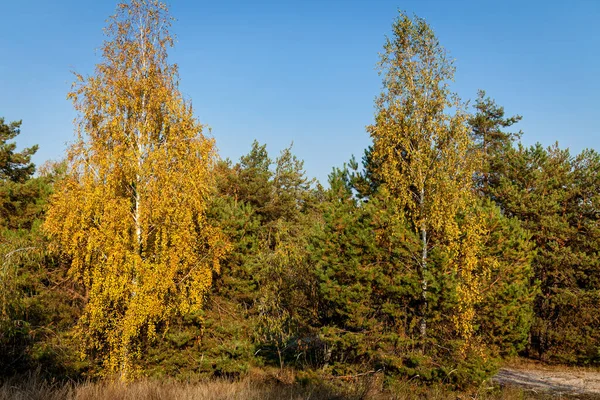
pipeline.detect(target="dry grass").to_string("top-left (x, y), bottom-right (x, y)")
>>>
top-left (2, 377), bottom-right (342, 400)
top-left (0, 371), bottom-right (557, 400)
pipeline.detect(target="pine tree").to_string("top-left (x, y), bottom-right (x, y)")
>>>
top-left (0, 118), bottom-right (41, 370)
top-left (0, 118), bottom-right (38, 184)
top-left (493, 143), bottom-right (600, 364)
top-left (474, 199), bottom-right (536, 357)
top-left (468, 91), bottom-right (521, 196)
top-left (314, 167), bottom-right (421, 374)
top-left (0, 118), bottom-right (47, 231)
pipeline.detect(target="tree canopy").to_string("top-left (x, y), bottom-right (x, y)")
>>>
top-left (43, 0), bottom-right (228, 377)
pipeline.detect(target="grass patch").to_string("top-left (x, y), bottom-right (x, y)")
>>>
top-left (0, 369), bottom-right (564, 400)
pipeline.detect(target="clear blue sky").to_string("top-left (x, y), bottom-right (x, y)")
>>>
top-left (1, 0), bottom-right (599, 184)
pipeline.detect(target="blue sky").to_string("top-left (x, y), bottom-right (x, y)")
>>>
top-left (1, 0), bottom-right (598, 184)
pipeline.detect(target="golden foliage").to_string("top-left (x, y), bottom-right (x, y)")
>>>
top-left (43, 0), bottom-right (228, 376)
top-left (367, 13), bottom-right (486, 345)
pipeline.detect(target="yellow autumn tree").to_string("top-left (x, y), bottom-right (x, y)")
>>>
top-left (368, 13), bottom-right (485, 347)
top-left (43, 0), bottom-right (228, 376)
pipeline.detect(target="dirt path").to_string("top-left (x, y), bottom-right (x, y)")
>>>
top-left (494, 367), bottom-right (600, 397)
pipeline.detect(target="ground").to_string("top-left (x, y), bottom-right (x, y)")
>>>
top-left (494, 362), bottom-right (600, 398)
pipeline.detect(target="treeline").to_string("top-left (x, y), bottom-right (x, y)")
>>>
top-left (1, 0), bottom-right (599, 389)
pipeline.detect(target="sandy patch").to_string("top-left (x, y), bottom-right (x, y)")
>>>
top-left (494, 367), bottom-right (600, 397)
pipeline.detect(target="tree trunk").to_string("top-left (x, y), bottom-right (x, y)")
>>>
top-left (420, 224), bottom-right (428, 339)
top-left (419, 187), bottom-right (428, 341)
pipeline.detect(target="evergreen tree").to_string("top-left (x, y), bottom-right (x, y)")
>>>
top-left (491, 143), bottom-right (600, 363)
top-left (468, 91), bottom-right (521, 196)
top-left (473, 200), bottom-right (536, 357)
top-left (0, 118), bottom-right (43, 372)
top-left (314, 168), bottom-right (422, 375)
top-left (0, 118), bottom-right (38, 184)
top-left (0, 118), bottom-right (47, 231)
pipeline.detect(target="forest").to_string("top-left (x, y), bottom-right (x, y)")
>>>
top-left (1, 0), bottom-right (599, 399)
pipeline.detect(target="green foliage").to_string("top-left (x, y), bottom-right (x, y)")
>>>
top-left (492, 144), bottom-right (600, 364)
top-left (140, 141), bottom-right (320, 377)
top-left (0, 232), bottom-right (39, 374)
top-left (0, 229), bottom-right (87, 379)
top-left (0, 118), bottom-right (38, 184)
top-left (474, 200), bottom-right (537, 357)
top-left (0, 117), bottom-right (43, 374)
top-left (314, 172), bottom-right (420, 369)
top-left (0, 118), bottom-right (84, 379)
top-left (307, 165), bottom-right (535, 387)
top-left (469, 90), bottom-right (522, 196)
top-left (0, 118), bottom-right (48, 231)
top-left (140, 303), bottom-right (254, 380)
top-left (0, 178), bottom-right (51, 231)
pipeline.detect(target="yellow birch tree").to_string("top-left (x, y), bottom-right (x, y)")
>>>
top-left (43, 0), bottom-right (228, 376)
top-left (368, 13), bottom-right (485, 346)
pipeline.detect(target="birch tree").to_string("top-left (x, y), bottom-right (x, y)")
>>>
top-left (43, 0), bottom-right (227, 377)
top-left (367, 13), bottom-right (484, 344)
